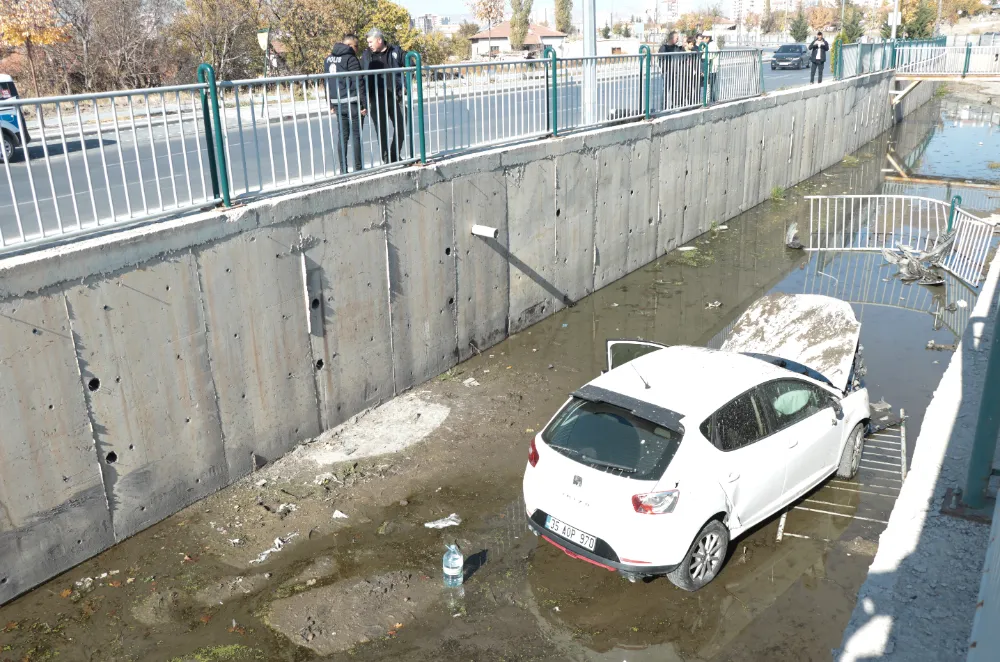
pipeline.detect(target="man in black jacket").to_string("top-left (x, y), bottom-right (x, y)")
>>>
top-left (658, 31), bottom-right (684, 109)
top-left (324, 34), bottom-right (366, 173)
top-left (361, 28), bottom-right (407, 164)
top-left (808, 32), bottom-right (829, 84)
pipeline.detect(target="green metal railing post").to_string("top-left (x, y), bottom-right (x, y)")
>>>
top-left (947, 194), bottom-right (962, 232)
top-left (963, 307), bottom-right (1000, 509)
top-left (404, 52), bottom-right (426, 164)
top-left (639, 45), bottom-right (651, 120)
top-left (835, 41), bottom-right (843, 80)
top-left (700, 44), bottom-right (710, 107)
top-left (197, 64), bottom-right (230, 207)
top-left (758, 49), bottom-right (764, 95)
top-left (963, 42), bottom-right (972, 78)
top-left (544, 46), bottom-right (558, 136)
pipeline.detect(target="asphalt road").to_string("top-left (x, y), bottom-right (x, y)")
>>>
top-left (0, 65), bottom-right (827, 248)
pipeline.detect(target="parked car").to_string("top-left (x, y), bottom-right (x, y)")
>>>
top-left (771, 44), bottom-right (809, 70)
top-left (522, 293), bottom-right (870, 591)
top-left (0, 74), bottom-right (31, 162)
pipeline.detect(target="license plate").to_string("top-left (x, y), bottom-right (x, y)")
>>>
top-left (545, 515), bottom-right (597, 551)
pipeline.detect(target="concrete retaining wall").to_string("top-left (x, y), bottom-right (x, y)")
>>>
top-left (0, 72), bottom-right (935, 604)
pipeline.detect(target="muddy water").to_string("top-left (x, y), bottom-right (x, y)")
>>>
top-left (0, 97), bottom-right (989, 662)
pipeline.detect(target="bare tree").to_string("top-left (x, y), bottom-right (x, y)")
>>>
top-left (171, 0), bottom-right (262, 80)
top-left (468, 0), bottom-right (505, 58)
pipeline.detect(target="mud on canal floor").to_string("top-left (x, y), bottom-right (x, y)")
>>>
top-left (0, 96), bottom-right (990, 662)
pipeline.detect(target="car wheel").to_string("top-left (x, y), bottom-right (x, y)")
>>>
top-left (836, 423), bottom-right (866, 479)
top-left (771, 62), bottom-right (776, 70)
top-left (1, 133), bottom-right (13, 163)
top-left (667, 519), bottom-right (729, 591)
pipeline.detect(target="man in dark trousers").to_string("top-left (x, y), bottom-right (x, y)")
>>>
top-left (324, 34), bottom-right (366, 173)
top-left (809, 32), bottom-right (830, 84)
top-left (361, 28), bottom-right (406, 164)
top-left (658, 31), bottom-right (684, 109)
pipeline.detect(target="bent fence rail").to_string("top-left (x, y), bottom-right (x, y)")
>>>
top-left (804, 194), bottom-right (997, 287)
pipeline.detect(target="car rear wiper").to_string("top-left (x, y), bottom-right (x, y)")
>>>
top-left (581, 456), bottom-right (637, 473)
top-left (547, 443), bottom-right (583, 457)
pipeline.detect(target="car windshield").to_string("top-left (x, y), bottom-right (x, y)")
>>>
top-left (776, 46), bottom-right (800, 53)
top-left (541, 398), bottom-right (682, 480)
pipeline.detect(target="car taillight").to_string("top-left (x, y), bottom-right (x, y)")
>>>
top-left (632, 490), bottom-right (680, 514)
top-left (528, 438), bottom-right (539, 467)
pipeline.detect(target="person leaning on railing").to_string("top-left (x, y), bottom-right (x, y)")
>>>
top-left (324, 34), bottom-right (367, 174)
top-left (361, 28), bottom-right (407, 165)
top-left (658, 31), bottom-right (684, 110)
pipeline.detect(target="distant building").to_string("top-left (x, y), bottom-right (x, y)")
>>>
top-left (415, 14), bottom-right (443, 33)
top-left (468, 22), bottom-right (568, 57)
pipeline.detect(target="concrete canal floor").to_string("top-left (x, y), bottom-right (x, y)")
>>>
top-left (0, 89), bottom-right (993, 662)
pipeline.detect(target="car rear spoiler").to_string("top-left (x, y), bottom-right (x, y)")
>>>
top-left (572, 384), bottom-right (685, 434)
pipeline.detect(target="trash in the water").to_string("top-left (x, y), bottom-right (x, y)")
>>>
top-left (425, 514), bottom-right (462, 529)
top-left (926, 340), bottom-right (956, 351)
top-left (785, 223), bottom-right (803, 249)
top-left (306, 578), bottom-right (317, 586)
top-left (277, 503), bottom-right (297, 517)
top-left (313, 472), bottom-right (336, 485)
top-left (678, 246), bottom-right (697, 252)
top-left (562, 323), bottom-right (568, 327)
top-left (705, 301), bottom-right (722, 309)
top-left (718, 225), bottom-right (728, 230)
top-left (462, 377), bottom-right (480, 387)
top-left (611, 302), bottom-right (619, 307)
top-left (332, 510), bottom-right (349, 519)
top-left (443, 543), bottom-right (464, 587)
top-left (871, 399), bottom-right (891, 412)
top-left (256, 479), bottom-right (267, 488)
top-left (944, 302), bottom-right (958, 313)
top-left (957, 300), bottom-right (968, 308)
top-left (554, 606), bottom-right (561, 612)
top-left (250, 533), bottom-right (299, 564)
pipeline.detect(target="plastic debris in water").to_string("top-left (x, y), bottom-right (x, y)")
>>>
top-left (785, 223), bottom-right (803, 249)
top-left (332, 510), bottom-right (349, 519)
top-left (462, 377), bottom-right (480, 387)
top-left (706, 301), bottom-right (722, 309)
top-left (871, 399), bottom-right (892, 412)
top-left (678, 246), bottom-right (697, 252)
top-left (443, 544), bottom-right (464, 587)
top-left (425, 513), bottom-right (462, 529)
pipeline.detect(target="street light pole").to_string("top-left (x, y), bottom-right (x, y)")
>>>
top-left (890, 0), bottom-right (899, 40)
top-left (583, 0), bottom-right (596, 125)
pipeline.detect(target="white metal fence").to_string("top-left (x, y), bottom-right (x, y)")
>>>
top-left (421, 60), bottom-right (550, 157)
top-left (649, 52), bottom-right (704, 115)
top-left (555, 55), bottom-right (646, 130)
top-left (896, 45), bottom-right (1000, 76)
top-left (218, 68), bottom-right (416, 198)
top-left (711, 49), bottom-right (763, 104)
top-left (805, 194), bottom-right (997, 287)
top-left (0, 84), bottom-right (218, 253)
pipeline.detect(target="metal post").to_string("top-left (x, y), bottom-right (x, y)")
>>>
top-left (405, 52), bottom-right (426, 164)
top-left (963, 308), bottom-right (1000, 509)
top-left (544, 46), bottom-right (558, 137)
top-left (963, 41), bottom-right (972, 78)
top-left (639, 45), bottom-right (651, 120)
top-left (890, 0), bottom-right (899, 41)
top-left (583, 0), bottom-right (596, 126)
top-left (197, 64), bottom-right (230, 207)
top-left (948, 194), bottom-right (962, 232)
top-left (701, 44), bottom-right (710, 107)
top-left (758, 49), bottom-right (764, 95)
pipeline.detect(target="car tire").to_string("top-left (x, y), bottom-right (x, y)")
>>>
top-left (771, 62), bottom-right (776, 70)
top-left (1, 133), bottom-right (14, 163)
top-left (836, 423), bottom-right (866, 479)
top-left (666, 518), bottom-right (729, 592)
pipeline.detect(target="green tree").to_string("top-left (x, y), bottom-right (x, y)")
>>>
top-left (841, 4), bottom-right (864, 42)
top-left (903, 0), bottom-right (936, 38)
top-left (0, 0), bottom-right (68, 96)
top-left (510, 0), bottom-right (533, 50)
top-left (555, 0), bottom-right (572, 33)
top-left (789, 3), bottom-right (811, 41)
top-left (456, 20), bottom-right (480, 38)
top-left (600, 23), bottom-right (611, 38)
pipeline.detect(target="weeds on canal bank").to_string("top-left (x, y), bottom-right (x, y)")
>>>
top-left (842, 155), bottom-right (860, 166)
top-left (771, 186), bottom-right (786, 201)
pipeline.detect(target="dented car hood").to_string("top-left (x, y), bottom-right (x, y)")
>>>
top-left (720, 293), bottom-right (861, 393)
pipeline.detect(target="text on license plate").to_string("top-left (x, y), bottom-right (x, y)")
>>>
top-left (545, 515), bottom-right (597, 551)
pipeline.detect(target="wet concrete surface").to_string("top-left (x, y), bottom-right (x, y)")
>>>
top-left (0, 97), bottom-right (988, 662)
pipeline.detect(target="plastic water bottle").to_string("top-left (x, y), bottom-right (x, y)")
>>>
top-left (442, 543), bottom-right (463, 587)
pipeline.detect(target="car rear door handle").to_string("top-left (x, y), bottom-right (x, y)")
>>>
top-left (727, 471), bottom-right (740, 483)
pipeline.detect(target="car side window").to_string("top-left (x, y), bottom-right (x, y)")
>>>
top-left (700, 389), bottom-right (769, 452)
top-left (759, 380), bottom-right (828, 433)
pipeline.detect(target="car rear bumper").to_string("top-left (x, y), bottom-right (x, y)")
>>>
top-left (526, 509), bottom-right (680, 576)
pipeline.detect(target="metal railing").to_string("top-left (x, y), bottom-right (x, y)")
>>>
top-left (218, 67), bottom-right (417, 198)
top-left (837, 41), bottom-right (894, 79)
top-left (1, 46), bottom-right (772, 255)
top-left (0, 83), bottom-right (219, 251)
top-left (421, 60), bottom-right (549, 157)
top-left (804, 194), bottom-right (997, 287)
top-left (895, 44), bottom-right (1000, 77)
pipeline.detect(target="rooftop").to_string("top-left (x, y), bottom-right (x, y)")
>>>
top-left (469, 21), bottom-right (567, 44)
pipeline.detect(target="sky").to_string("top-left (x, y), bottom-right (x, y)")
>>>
top-left (401, 0), bottom-right (734, 28)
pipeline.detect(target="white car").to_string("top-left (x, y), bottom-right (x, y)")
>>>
top-left (523, 293), bottom-right (870, 591)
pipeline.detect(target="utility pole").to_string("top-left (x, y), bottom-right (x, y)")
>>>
top-left (890, 0), bottom-right (900, 40)
top-left (584, 0), bottom-right (596, 125)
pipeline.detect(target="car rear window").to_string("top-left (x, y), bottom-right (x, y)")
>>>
top-left (777, 46), bottom-right (800, 53)
top-left (541, 398), bottom-right (682, 480)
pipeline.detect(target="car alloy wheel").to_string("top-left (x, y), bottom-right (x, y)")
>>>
top-left (2, 134), bottom-right (12, 162)
top-left (689, 530), bottom-right (724, 581)
top-left (849, 425), bottom-right (864, 475)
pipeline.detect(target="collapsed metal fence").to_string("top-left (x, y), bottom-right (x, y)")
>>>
top-left (0, 46), bottom-right (765, 254)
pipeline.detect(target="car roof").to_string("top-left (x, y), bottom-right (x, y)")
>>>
top-left (585, 345), bottom-right (804, 424)
top-left (0, 74), bottom-right (12, 83)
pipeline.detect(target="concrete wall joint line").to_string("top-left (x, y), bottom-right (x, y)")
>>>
top-left (381, 205), bottom-right (398, 395)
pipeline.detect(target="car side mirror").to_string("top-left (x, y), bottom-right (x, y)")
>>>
top-left (830, 397), bottom-right (844, 420)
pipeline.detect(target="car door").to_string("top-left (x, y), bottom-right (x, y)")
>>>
top-left (702, 387), bottom-right (786, 530)
top-left (606, 340), bottom-right (668, 372)
top-left (758, 379), bottom-right (843, 499)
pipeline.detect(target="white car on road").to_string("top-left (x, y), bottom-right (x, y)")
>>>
top-left (523, 293), bottom-right (870, 591)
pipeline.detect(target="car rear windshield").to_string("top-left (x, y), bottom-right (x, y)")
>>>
top-left (541, 398), bottom-right (682, 480)
top-left (777, 45), bottom-right (800, 53)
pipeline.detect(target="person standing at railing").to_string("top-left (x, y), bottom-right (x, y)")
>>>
top-left (683, 37), bottom-right (700, 106)
top-left (705, 36), bottom-right (720, 103)
top-left (808, 32), bottom-right (829, 84)
top-left (658, 31), bottom-right (684, 110)
top-left (361, 28), bottom-right (406, 165)
top-left (325, 35), bottom-right (367, 174)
